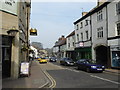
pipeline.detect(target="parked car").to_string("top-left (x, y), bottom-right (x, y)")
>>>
top-left (60, 57), bottom-right (75, 66)
top-left (75, 59), bottom-right (105, 73)
top-left (49, 57), bottom-right (57, 62)
top-left (39, 57), bottom-right (47, 63)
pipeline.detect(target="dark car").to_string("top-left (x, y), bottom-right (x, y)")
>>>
top-left (49, 57), bottom-right (57, 62)
top-left (60, 57), bottom-right (75, 66)
top-left (76, 59), bottom-right (105, 73)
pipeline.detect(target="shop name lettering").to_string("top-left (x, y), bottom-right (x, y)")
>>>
top-left (5, 0), bottom-right (15, 6)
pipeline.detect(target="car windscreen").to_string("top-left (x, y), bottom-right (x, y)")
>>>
top-left (86, 60), bottom-right (96, 64)
top-left (64, 58), bottom-right (72, 60)
top-left (51, 57), bottom-right (56, 59)
top-left (41, 58), bottom-right (46, 59)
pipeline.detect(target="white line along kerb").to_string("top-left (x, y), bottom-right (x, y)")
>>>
top-left (90, 75), bottom-right (120, 85)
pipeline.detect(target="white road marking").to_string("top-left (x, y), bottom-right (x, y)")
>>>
top-left (90, 75), bottom-right (120, 85)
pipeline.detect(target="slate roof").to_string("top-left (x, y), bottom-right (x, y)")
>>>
top-left (66, 30), bottom-right (75, 38)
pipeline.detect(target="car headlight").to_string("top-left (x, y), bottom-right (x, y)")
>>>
top-left (102, 66), bottom-right (105, 68)
top-left (91, 66), bottom-right (97, 68)
top-left (66, 62), bottom-right (70, 64)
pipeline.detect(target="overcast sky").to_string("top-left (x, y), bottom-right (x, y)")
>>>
top-left (30, 0), bottom-right (97, 48)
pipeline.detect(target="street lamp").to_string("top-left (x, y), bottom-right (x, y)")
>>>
top-left (7, 27), bottom-right (19, 36)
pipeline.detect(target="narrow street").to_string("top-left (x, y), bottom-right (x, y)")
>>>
top-left (39, 61), bottom-right (119, 88)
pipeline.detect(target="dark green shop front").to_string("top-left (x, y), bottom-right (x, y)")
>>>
top-left (75, 47), bottom-right (92, 60)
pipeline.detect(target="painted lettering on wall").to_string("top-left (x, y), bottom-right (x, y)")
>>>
top-left (5, 0), bottom-right (15, 6)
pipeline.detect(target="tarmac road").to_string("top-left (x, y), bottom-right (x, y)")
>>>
top-left (39, 61), bottom-right (120, 88)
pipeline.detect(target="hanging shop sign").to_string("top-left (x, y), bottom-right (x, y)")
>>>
top-left (30, 28), bottom-right (37, 36)
top-left (0, 0), bottom-right (18, 15)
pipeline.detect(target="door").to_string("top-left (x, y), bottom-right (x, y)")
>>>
top-left (2, 47), bottom-right (11, 78)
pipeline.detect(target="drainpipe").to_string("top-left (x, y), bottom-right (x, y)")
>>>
top-left (90, 15), bottom-right (92, 59)
top-left (106, 5), bottom-right (110, 68)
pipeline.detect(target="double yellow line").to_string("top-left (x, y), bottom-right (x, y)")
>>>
top-left (43, 71), bottom-right (56, 88)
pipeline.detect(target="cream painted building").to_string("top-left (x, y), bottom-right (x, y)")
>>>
top-left (0, 0), bottom-right (31, 79)
top-left (73, 0), bottom-right (120, 68)
top-left (66, 31), bottom-right (76, 60)
top-left (107, 0), bottom-right (120, 68)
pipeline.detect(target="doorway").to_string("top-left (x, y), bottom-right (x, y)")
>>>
top-left (2, 35), bottom-right (12, 78)
top-left (95, 45), bottom-right (108, 67)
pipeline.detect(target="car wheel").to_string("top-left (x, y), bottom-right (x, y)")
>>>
top-left (77, 66), bottom-right (80, 70)
top-left (99, 71), bottom-right (103, 73)
top-left (64, 63), bottom-right (67, 66)
top-left (86, 68), bottom-right (90, 73)
top-left (60, 62), bottom-right (62, 65)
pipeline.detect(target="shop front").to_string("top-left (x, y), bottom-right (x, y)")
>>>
top-left (66, 50), bottom-right (76, 61)
top-left (75, 47), bottom-right (92, 60)
top-left (110, 45), bottom-right (120, 69)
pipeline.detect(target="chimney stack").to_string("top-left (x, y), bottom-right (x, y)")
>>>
top-left (97, 0), bottom-right (107, 6)
top-left (82, 12), bottom-right (88, 16)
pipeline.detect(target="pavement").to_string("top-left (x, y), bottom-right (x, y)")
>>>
top-left (1, 60), bottom-right (120, 89)
top-left (105, 68), bottom-right (120, 74)
top-left (2, 60), bottom-right (50, 88)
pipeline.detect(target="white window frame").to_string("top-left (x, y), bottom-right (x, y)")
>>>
top-left (97, 27), bottom-right (103, 38)
top-left (97, 10), bottom-right (103, 21)
top-left (117, 22), bottom-right (120, 36)
top-left (116, 1), bottom-right (120, 15)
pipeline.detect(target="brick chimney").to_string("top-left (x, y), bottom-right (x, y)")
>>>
top-left (61, 35), bottom-right (65, 40)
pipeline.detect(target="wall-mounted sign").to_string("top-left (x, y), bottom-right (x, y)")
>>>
top-left (0, 0), bottom-right (18, 15)
top-left (79, 42), bottom-right (84, 47)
